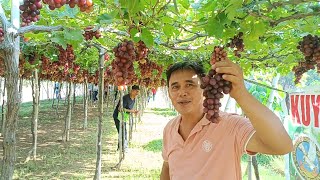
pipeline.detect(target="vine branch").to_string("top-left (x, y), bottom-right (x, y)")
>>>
top-left (244, 52), bottom-right (295, 62)
top-left (244, 78), bottom-right (287, 93)
top-left (272, 0), bottom-right (319, 7)
top-left (101, 27), bottom-right (129, 36)
top-left (17, 25), bottom-right (64, 37)
top-left (270, 11), bottom-right (320, 27)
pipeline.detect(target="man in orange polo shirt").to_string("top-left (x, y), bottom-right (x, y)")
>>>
top-left (160, 60), bottom-right (293, 180)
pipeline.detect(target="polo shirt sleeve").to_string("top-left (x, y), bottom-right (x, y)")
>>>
top-left (228, 114), bottom-right (256, 155)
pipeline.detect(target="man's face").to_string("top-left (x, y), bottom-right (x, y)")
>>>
top-left (131, 89), bottom-right (140, 98)
top-left (168, 69), bottom-right (204, 115)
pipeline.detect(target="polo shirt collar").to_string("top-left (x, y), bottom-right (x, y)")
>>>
top-left (174, 114), bottom-right (212, 142)
top-left (174, 114), bottom-right (211, 131)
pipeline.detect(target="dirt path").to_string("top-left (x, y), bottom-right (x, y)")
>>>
top-left (103, 111), bottom-right (172, 179)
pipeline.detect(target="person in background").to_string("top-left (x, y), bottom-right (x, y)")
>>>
top-left (93, 83), bottom-right (98, 103)
top-left (113, 85), bottom-right (140, 152)
top-left (54, 82), bottom-right (61, 99)
top-left (160, 61), bottom-right (293, 180)
top-left (151, 87), bottom-right (157, 101)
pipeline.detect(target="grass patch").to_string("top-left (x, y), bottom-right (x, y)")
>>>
top-left (150, 108), bottom-right (176, 117)
top-left (143, 139), bottom-right (163, 152)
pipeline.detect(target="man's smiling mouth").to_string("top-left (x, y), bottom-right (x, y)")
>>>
top-left (178, 100), bottom-right (191, 105)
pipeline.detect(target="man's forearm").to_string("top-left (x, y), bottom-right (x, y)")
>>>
top-left (236, 91), bottom-right (292, 153)
top-left (124, 108), bottom-right (134, 113)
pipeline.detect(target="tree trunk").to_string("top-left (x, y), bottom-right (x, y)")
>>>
top-left (31, 69), bottom-right (40, 160)
top-left (129, 113), bottom-right (133, 142)
top-left (62, 82), bottom-right (72, 142)
top-left (140, 87), bottom-right (146, 116)
top-left (114, 90), bottom-right (125, 169)
top-left (73, 84), bottom-right (76, 105)
top-left (29, 69), bottom-right (39, 160)
top-left (83, 79), bottom-right (88, 129)
top-left (247, 156), bottom-right (252, 180)
top-left (134, 95), bottom-right (138, 130)
top-left (0, 78), bottom-right (2, 108)
top-left (47, 81), bottom-right (50, 99)
top-left (18, 78), bottom-right (23, 103)
top-left (94, 50), bottom-right (105, 180)
top-left (64, 83), bottom-right (68, 105)
top-left (1, 1), bottom-right (20, 177)
top-left (252, 156), bottom-right (259, 180)
top-left (1, 78), bottom-right (6, 136)
top-left (1, 35), bottom-right (20, 180)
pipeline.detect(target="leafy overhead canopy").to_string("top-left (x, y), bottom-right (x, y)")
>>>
top-left (1, 0), bottom-right (320, 75)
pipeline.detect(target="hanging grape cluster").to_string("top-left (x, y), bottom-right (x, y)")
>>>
top-left (0, 27), bottom-right (4, 42)
top-left (75, 0), bottom-right (93, 12)
top-left (138, 59), bottom-right (163, 87)
top-left (111, 40), bottom-right (136, 86)
top-left (83, 26), bottom-right (101, 41)
top-left (19, 0), bottom-right (42, 27)
top-left (42, 0), bottom-right (64, 10)
top-left (136, 41), bottom-right (149, 61)
top-left (201, 46), bottom-right (232, 123)
top-left (294, 34), bottom-right (320, 83)
top-left (58, 45), bottom-right (76, 81)
top-left (43, 0), bottom-right (93, 12)
top-left (226, 32), bottom-right (244, 58)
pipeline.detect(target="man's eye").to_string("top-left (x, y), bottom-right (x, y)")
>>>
top-left (171, 86), bottom-right (178, 89)
top-left (187, 84), bottom-right (194, 87)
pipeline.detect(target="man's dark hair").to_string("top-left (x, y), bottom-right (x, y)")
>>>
top-left (131, 85), bottom-right (140, 90)
top-left (166, 61), bottom-right (205, 86)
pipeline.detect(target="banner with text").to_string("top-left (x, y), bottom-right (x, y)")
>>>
top-left (288, 94), bottom-right (320, 180)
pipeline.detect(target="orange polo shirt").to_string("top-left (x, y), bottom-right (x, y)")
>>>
top-left (162, 112), bottom-right (256, 180)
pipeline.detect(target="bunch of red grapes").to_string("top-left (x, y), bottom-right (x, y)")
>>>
top-left (112, 40), bottom-right (136, 86)
top-left (138, 59), bottom-right (159, 78)
top-left (136, 41), bottom-right (149, 60)
top-left (57, 45), bottom-right (76, 79)
top-left (294, 34), bottom-right (320, 83)
top-left (43, 0), bottom-right (93, 12)
top-left (42, 0), bottom-right (65, 10)
top-left (83, 26), bottom-right (101, 40)
top-left (0, 27), bottom-right (4, 42)
top-left (19, 0), bottom-right (42, 27)
top-left (75, 0), bottom-right (93, 12)
top-left (201, 46), bottom-right (232, 123)
top-left (226, 32), bottom-right (244, 58)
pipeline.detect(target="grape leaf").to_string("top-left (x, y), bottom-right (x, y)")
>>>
top-left (130, 28), bottom-right (141, 42)
top-left (163, 24), bottom-right (175, 38)
top-left (180, 0), bottom-right (190, 9)
top-left (141, 28), bottom-right (154, 47)
top-left (51, 33), bottom-right (67, 50)
top-left (205, 17), bottom-right (223, 38)
top-left (64, 29), bottom-right (83, 41)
